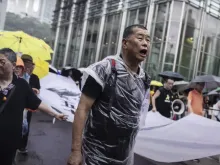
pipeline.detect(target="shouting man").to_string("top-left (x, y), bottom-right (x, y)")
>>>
top-left (67, 25), bottom-right (151, 165)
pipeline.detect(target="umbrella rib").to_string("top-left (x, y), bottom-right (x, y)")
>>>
top-left (22, 39), bottom-right (33, 55)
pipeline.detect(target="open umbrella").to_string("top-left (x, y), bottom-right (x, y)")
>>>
top-left (159, 71), bottom-right (184, 81)
top-left (32, 58), bottom-right (49, 79)
top-left (207, 87), bottom-right (220, 96)
top-left (190, 75), bottom-right (220, 89)
top-left (150, 80), bottom-right (163, 87)
top-left (0, 31), bottom-right (52, 60)
top-left (173, 81), bottom-right (189, 91)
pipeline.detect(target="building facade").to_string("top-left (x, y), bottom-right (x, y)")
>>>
top-left (7, 0), bottom-right (56, 24)
top-left (52, 0), bottom-right (220, 80)
top-left (0, 0), bottom-right (8, 30)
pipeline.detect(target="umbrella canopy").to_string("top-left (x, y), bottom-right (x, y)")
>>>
top-left (0, 31), bottom-right (52, 60)
top-left (190, 75), bottom-right (220, 89)
top-left (150, 80), bottom-right (163, 87)
top-left (207, 87), bottom-right (220, 96)
top-left (159, 71), bottom-right (184, 81)
top-left (33, 58), bottom-right (49, 79)
top-left (173, 81), bottom-right (189, 91)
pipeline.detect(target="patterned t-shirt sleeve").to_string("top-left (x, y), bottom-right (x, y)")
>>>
top-left (84, 59), bottom-right (111, 90)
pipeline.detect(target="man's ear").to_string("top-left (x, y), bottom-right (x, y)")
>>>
top-left (122, 39), bottom-right (128, 49)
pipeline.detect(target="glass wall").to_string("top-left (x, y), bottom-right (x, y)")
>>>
top-left (54, 25), bottom-right (69, 68)
top-left (65, 1), bottom-right (86, 67)
top-left (99, 13), bottom-right (122, 60)
top-left (66, 24), bottom-right (83, 67)
top-left (146, 2), bottom-right (170, 80)
top-left (198, 13), bottom-right (220, 76)
top-left (79, 0), bottom-right (103, 67)
top-left (80, 18), bottom-right (101, 66)
top-left (175, 4), bottom-right (202, 80)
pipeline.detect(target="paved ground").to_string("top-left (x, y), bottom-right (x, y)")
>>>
top-left (16, 112), bottom-right (220, 165)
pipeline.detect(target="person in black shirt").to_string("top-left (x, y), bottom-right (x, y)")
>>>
top-left (152, 78), bottom-right (174, 118)
top-left (0, 48), bottom-right (66, 165)
top-left (18, 54), bottom-right (41, 154)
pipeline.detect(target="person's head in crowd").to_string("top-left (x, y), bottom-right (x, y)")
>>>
top-left (195, 82), bottom-right (205, 93)
top-left (14, 56), bottom-right (25, 77)
top-left (163, 78), bottom-right (174, 91)
top-left (0, 48), bottom-right (17, 79)
top-left (21, 54), bottom-right (35, 75)
top-left (122, 24), bottom-right (150, 64)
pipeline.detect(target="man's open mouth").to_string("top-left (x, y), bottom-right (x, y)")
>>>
top-left (140, 49), bottom-right (148, 56)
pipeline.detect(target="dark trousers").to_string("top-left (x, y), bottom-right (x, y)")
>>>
top-left (20, 111), bottom-right (32, 149)
top-left (0, 149), bottom-right (17, 165)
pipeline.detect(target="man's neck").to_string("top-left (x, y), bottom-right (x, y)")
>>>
top-left (0, 74), bottom-right (13, 88)
top-left (121, 54), bottom-right (139, 73)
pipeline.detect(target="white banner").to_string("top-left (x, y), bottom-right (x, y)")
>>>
top-left (39, 73), bottom-right (81, 122)
top-left (39, 73), bottom-right (220, 162)
top-left (135, 111), bottom-right (220, 162)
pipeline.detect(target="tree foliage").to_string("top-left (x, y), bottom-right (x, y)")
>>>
top-left (4, 12), bottom-right (53, 42)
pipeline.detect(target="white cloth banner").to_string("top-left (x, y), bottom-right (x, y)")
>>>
top-left (135, 111), bottom-right (220, 162)
top-left (39, 73), bottom-right (220, 162)
top-left (39, 73), bottom-right (81, 122)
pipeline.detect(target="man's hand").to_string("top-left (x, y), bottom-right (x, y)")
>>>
top-left (152, 108), bottom-right (157, 112)
top-left (55, 113), bottom-right (67, 121)
top-left (67, 151), bottom-right (82, 165)
top-left (32, 88), bottom-right (40, 95)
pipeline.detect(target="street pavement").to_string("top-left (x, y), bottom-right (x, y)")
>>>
top-left (16, 112), bottom-right (220, 165)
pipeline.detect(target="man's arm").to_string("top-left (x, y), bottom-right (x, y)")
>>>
top-left (37, 102), bottom-right (64, 120)
top-left (71, 94), bottom-right (95, 151)
top-left (187, 100), bottom-right (193, 113)
top-left (152, 90), bottom-right (160, 112)
top-left (187, 92), bottom-right (193, 113)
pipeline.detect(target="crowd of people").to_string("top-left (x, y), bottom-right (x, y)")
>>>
top-left (1, 24), bottom-right (220, 165)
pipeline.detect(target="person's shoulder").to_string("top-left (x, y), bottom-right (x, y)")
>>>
top-left (31, 74), bottom-right (39, 80)
top-left (14, 77), bottom-right (29, 88)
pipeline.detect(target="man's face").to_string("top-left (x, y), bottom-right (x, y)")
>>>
top-left (165, 79), bottom-right (174, 90)
top-left (0, 54), bottom-right (14, 77)
top-left (14, 66), bottom-right (24, 77)
top-left (122, 27), bottom-right (150, 62)
top-left (196, 83), bottom-right (205, 92)
top-left (24, 61), bottom-right (34, 75)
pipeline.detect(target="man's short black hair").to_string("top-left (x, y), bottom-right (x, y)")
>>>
top-left (0, 48), bottom-right (17, 63)
top-left (163, 78), bottom-right (175, 83)
top-left (123, 24), bottom-right (147, 39)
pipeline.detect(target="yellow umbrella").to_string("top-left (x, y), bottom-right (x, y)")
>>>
top-left (150, 80), bottom-right (163, 87)
top-left (0, 31), bottom-right (52, 60)
top-left (33, 58), bottom-right (49, 79)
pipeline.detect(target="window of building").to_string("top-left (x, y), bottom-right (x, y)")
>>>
top-left (99, 13), bottom-right (122, 60)
top-left (80, 18), bottom-right (101, 67)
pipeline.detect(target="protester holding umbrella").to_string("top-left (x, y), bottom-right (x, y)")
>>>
top-left (188, 75), bottom-right (220, 116)
top-left (152, 78), bottom-right (175, 118)
top-left (0, 48), bottom-right (66, 165)
top-left (152, 71), bottom-right (184, 118)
